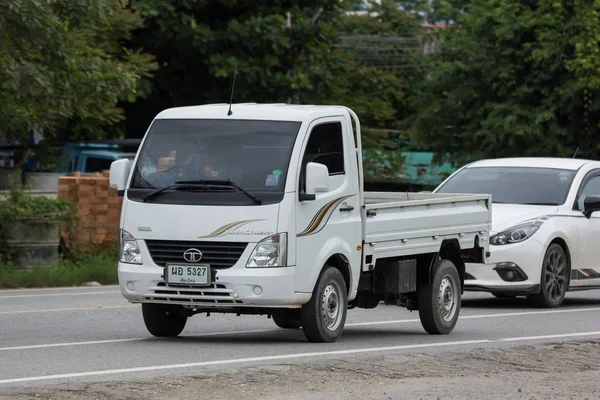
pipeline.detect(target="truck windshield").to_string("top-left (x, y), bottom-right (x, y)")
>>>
top-left (435, 166), bottom-right (576, 206)
top-left (129, 119), bottom-right (301, 205)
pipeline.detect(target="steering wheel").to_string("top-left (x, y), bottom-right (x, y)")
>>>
top-left (143, 163), bottom-right (192, 184)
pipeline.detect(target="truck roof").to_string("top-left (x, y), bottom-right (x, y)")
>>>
top-left (78, 150), bottom-right (136, 159)
top-left (155, 103), bottom-right (350, 122)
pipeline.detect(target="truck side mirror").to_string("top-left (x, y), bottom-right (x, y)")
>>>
top-left (305, 162), bottom-right (330, 196)
top-left (109, 159), bottom-right (132, 195)
top-left (583, 195), bottom-right (600, 218)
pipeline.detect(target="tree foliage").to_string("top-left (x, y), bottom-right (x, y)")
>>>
top-left (410, 0), bottom-right (600, 165)
top-left (122, 0), bottom-right (342, 134)
top-left (0, 0), bottom-right (157, 144)
top-left (316, 0), bottom-right (429, 182)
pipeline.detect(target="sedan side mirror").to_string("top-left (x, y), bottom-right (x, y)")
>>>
top-left (583, 195), bottom-right (600, 218)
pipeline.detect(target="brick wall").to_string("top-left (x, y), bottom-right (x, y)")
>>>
top-left (57, 171), bottom-right (122, 249)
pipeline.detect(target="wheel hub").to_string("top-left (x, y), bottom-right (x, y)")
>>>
top-left (438, 276), bottom-right (457, 322)
top-left (322, 283), bottom-right (342, 331)
top-left (544, 249), bottom-right (566, 302)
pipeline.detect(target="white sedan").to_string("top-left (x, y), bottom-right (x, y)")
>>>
top-left (434, 157), bottom-right (600, 307)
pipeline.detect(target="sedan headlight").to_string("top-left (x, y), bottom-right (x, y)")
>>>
top-left (119, 229), bottom-right (142, 264)
top-left (246, 233), bottom-right (287, 268)
top-left (490, 219), bottom-right (544, 246)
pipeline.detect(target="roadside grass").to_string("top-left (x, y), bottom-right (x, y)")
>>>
top-left (0, 248), bottom-right (118, 289)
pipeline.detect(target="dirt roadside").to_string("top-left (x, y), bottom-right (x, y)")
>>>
top-left (2, 340), bottom-right (599, 400)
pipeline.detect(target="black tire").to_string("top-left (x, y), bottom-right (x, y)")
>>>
top-left (527, 243), bottom-right (568, 308)
top-left (272, 310), bottom-right (302, 329)
top-left (142, 303), bottom-right (187, 337)
top-left (492, 292), bottom-right (516, 299)
top-left (301, 266), bottom-right (348, 343)
top-left (418, 259), bottom-right (461, 335)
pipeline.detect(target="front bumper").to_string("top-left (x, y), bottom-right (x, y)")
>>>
top-left (464, 237), bottom-right (546, 295)
top-left (119, 262), bottom-right (311, 308)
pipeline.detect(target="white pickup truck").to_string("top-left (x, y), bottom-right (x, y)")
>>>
top-left (109, 103), bottom-right (492, 342)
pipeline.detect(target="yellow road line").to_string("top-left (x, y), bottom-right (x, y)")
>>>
top-left (0, 305), bottom-right (138, 315)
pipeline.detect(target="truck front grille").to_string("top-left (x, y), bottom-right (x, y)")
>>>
top-left (145, 240), bottom-right (248, 269)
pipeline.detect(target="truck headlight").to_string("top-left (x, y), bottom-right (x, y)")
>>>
top-left (246, 233), bottom-right (287, 268)
top-left (490, 219), bottom-right (543, 246)
top-left (119, 229), bottom-right (142, 264)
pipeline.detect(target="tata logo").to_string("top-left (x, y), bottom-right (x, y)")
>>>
top-left (183, 248), bottom-right (203, 263)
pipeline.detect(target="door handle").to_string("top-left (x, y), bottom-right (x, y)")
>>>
top-left (339, 206), bottom-right (354, 212)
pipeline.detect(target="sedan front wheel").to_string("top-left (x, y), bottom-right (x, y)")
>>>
top-left (528, 243), bottom-right (569, 308)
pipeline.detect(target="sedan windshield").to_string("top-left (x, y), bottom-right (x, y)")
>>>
top-left (129, 119), bottom-right (301, 205)
top-left (435, 166), bottom-right (576, 205)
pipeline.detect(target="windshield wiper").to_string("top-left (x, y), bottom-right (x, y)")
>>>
top-left (176, 179), bottom-right (262, 205)
top-left (522, 202), bottom-right (558, 206)
top-left (142, 182), bottom-right (212, 202)
top-left (143, 179), bottom-right (262, 204)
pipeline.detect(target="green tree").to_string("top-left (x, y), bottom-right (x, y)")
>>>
top-left (410, 0), bottom-right (600, 165)
top-left (314, 0), bottom-right (429, 184)
top-left (122, 0), bottom-right (342, 134)
top-left (0, 0), bottom-right (156, 147)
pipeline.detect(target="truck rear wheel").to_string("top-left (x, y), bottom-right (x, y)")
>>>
top-left (301, 266), bottom-right (348, 343)
top-left (418, 259), bottom-right (461, 334)
top-left (272, 310), bottom-right (302, 329)
top-left (142, 303), bottom-right (187, 337)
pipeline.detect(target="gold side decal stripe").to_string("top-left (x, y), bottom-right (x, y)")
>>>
top-left (297, 195), bottom-right (353, 237)
top-left (200, 219), bottom-right (265, 238)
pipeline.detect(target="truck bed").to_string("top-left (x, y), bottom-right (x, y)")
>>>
top-left (362, 192), bottom-right (491, 261)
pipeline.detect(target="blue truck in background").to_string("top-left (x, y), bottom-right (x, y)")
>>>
top-left (53, 141), bottom-right (138, 174)
top-left (0, 139), bottom-right (141, 191)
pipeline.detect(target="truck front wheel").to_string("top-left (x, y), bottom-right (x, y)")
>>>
top-left (142, 303), bottom-right (187, 337)
top-left (301, 266), bottom-right (348, 343)
top-left (418, 259), bottom-right (461, 334)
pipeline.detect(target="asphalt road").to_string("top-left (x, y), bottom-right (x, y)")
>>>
top-left (1, 285), bottom-right (599, 391)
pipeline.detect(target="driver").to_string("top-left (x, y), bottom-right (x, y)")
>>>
top-left (141, 138), bottom-right (212, 187)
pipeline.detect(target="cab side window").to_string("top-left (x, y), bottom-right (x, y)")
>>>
top-left (577, 175), bottom-right (600, 210)
top-left (301, 122), bottom-right (345, 176)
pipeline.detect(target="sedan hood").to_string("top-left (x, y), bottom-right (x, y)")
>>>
top-left (491, 203), bottom-right (558, 234)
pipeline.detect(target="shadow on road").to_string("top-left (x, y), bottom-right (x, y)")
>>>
top-left (170, 326), bottom-right (427, 345)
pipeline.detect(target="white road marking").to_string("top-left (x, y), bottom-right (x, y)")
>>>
top-left (498, 331), bottom-right (600, 342)
top-left (0, 286), bottom-right (119, 293)
top-left (2, 331), bottom-right (600, 385)
top-left (2, 307), bottom-right (599, 352)
top-left (0, 329), bottom-right (276, 351)
top-left (344, 306), bottom-right (600, 326)
top-left (0, 305), bottom-right (137, 315)
top-left (0, 291), bottom-right (120, 299)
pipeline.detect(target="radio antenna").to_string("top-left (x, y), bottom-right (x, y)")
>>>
top-left (573, 147), bottom-right (579, 158)
top-left (227, 67), bottom-right (238, 116)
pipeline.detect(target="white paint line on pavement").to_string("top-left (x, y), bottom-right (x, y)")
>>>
top-left (0, 305), bottom-right (137, 315)
top-left (0, 285), bottom-right (119, 293)
top-left (345, 306), bottom-right (600, 327)
top-left (2, 331), bottom-right (600, 385)
top-left (0, 329), bottom-right (277, 352)
top-left (0, 291), bottom-right (121, 299)
top-left (498, 331), bottom-right (600, 342)
top-left (2, 306), bottom-right (600, 352)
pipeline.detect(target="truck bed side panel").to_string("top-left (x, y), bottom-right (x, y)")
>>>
top-left (363, 193), bottom-right (491, 260)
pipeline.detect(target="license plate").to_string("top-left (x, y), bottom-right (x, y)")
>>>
top-left (165, 264), bottom-right (210, 286)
